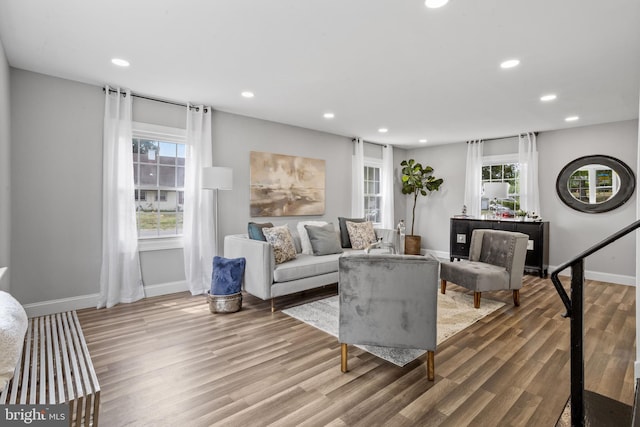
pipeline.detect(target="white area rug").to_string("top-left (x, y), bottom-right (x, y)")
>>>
top-left (282, 291), bottom-right (505, 367)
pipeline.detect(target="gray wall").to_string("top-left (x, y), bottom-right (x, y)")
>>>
top-left (10, 69), bottom-right (104, 303)
top-left (0, 39), bottom-right (10, 291)
top-left (405, 119), bottom-right (638, 280)
top-left (213, 110), bottom-right (353, 250)
top-left (9, 69), bottom-right (365, 304)
top-left (539, 120), bottom-right (637, 278)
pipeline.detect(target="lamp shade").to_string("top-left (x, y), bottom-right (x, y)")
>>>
top-left (483, 182), bottom-right (509, 200)
top-left (202, 167), bottom-right (233, 190)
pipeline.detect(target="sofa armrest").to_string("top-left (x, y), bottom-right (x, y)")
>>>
top-left (224, 234), bottom-right (274, 300)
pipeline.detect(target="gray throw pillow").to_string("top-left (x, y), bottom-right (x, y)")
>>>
top-left (338, 217), bottom-right (366, 248)
top-left (305, 223), bottom-right (343, 256)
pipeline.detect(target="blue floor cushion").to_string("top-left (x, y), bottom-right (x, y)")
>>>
top-left (211, 256), bottom-right (246, 295)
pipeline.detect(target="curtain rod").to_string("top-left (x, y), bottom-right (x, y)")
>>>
top-left (351, 138), bottom-right (388, 148)
top-left (467, 131), bottom-right (538, 143)
top-left (102, 87), bottom-right (208, 112)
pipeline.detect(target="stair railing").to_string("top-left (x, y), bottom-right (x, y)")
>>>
top-left (551, 219), bottom-right (640, 427)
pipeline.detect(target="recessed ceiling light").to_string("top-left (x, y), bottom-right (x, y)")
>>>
top-left (540, 94), bottom-right (557, 102)
top-left (500, 59), bottom-right (520, 69)
top-left (111, 58), bottom-right (130, 67)
top-left (378, 128), bottom-right (388, 133)
top-left (565, 116), bottom-right (579, 122)
top-left (419, 139), bottom-right (428, 143)
top-left (241, 91), bottom-right (254, 98)
top-left (323, 112), bottom-right (335, 119)
top-left (425, 0), bottom-right (449, 8)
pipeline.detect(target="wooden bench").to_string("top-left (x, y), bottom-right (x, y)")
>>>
top-left (0, 311), bottom-right (100, 426)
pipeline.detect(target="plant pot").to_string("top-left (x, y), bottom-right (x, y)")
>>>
top-left (404, 235), bottom-right (422, 255)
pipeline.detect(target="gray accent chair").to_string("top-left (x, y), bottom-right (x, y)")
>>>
top-left (440, 229), bottom-right (528, 309)
top-left (338, 253), bottom-right (439, 380)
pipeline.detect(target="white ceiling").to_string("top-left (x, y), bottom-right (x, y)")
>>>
top-left (0, 0), bottom-right (639, 147)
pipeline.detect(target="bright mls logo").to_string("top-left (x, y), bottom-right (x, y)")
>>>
top-left (2, 405), bottom-right (68, 426)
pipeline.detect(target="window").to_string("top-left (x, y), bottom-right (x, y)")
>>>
top-left (364, 160), bottom-right (382, 224)
top-left (481, 155), bottom-right (520, 217)
top-left (132, 123), bottom-right (186, 239)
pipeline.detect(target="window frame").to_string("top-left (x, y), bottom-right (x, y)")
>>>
top-left (132, 122), bottom-right (187, 252)
top-left (363, 157), bottom-right (383, 226)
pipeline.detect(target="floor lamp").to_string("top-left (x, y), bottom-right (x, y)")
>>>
top-left (202, 166), bottom-right (233, 256)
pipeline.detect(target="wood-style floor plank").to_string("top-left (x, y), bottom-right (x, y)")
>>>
top-left (75, 276), bottom-right (636, 426)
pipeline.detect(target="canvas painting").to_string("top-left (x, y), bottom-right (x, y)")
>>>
top-left (250, 151), bottom-right (326, 217)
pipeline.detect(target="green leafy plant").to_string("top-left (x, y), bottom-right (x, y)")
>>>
top-left (400, 159), bottom-right (444, 235)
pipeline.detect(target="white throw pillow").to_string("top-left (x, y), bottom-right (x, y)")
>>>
top-left (297, 221), bottom-right (328, 255)
top-left (0, 291), bottom-right (28, 392)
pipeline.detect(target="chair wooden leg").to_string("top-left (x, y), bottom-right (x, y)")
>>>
top-left (341, 343), bottom-right (348, 373)
top-left (427, 350), bottom-right (435, 381)
top-left (473, 292), bottom-right (481, 308)
top-left (440, 279), bottom-right (446, 294)
top-left (271, 298), bottom-right (275, 313)
top-left (513, 289), bottom-right (520, 306)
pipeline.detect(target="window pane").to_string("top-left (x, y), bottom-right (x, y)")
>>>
top-left (133, 164), bottom-right (138, 185)
top-left (140, 165), bottom-right (157, 185)
top-left (503, 164), bottom-right (516, 179)
top-left (491, 165), bottom-right (502, 180)
top-left (159, 142), bottom-right (177, 165)
top-left (132, 139), bottom-right (140, 162)
top-left (482, 166), bottom-right (490, 180)
top-left (177, 144), bottom-right (186, 166)
top-left (139, 140), bottom-right (159, 163)
top-left (177, 167), bottom-right (185, 188)
top-left (159, 166), bottom-right (176, 187)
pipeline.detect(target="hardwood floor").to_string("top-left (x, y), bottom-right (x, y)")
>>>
top-left (76, 275), bottom-right (636, 426)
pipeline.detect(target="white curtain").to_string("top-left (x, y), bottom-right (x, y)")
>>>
top-left (183, 105), bottom-right (214, 295)
top-left (464, 140), bottom-right (484, 218)
top-left (518, 132), bottom-right (541, 215)
top-left (381, 144), bottom-right (395, 228)
top-left (351, 138), bottom-right (365, 217)
top-left (98, 86), bottom-right (144, 309)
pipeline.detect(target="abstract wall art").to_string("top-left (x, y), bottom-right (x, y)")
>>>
top-left (250, 151), bottom-right (326, 217)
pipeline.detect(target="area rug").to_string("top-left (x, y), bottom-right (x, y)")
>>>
top-left (282, 290), bottom-right (505, 366)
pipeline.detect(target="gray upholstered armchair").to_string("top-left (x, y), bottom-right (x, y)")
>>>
top-left (440, 229), bottom-right (528, 309)
top-left (338, 253), bottom-right (439, 380)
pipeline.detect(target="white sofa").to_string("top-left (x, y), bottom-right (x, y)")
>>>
top-left (224, 227), bottom-right (397, 311)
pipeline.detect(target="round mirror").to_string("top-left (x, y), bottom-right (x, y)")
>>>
top-left (556, 155), bottom-right (635, 213)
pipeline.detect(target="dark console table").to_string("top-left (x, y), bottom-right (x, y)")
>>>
top-left (450, 217), bottom-right (549, 277)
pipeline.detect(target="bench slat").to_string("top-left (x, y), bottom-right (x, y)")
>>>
top-left (2, 310), bottom-right (100, 426)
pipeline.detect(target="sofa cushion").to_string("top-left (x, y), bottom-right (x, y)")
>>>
top-left (263, 225), bottom-right (297, 264)
top-left (305, 223), bottom-right (343, 256)
top-left (297, 221), bottom-right (328, 254)
top-left (440, 260), bottom-right (509, 292)
top-left (273, 253), bottom-right (343, 283)
top-left (346, 221), bottom-right (377, 250)
top-left (248, 222), bottom-right (273, 241)
top-left (338, 217), bottom-right (366, 248)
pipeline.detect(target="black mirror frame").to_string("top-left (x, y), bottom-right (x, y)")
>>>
top-left (556, 155), bottom-right (635, 214)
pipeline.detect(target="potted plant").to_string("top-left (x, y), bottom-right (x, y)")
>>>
top-left (400, 159), bottom-right (444, 255)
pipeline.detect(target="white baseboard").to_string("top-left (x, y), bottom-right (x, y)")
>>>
top-left (23, 293), bottom-right (101, 318)
top-left (22, 280), bottom-right (190, 317)
top-left (144, 280), bottom-right (189, 297)
top-left (550, 265), bottom-right (635, 286)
